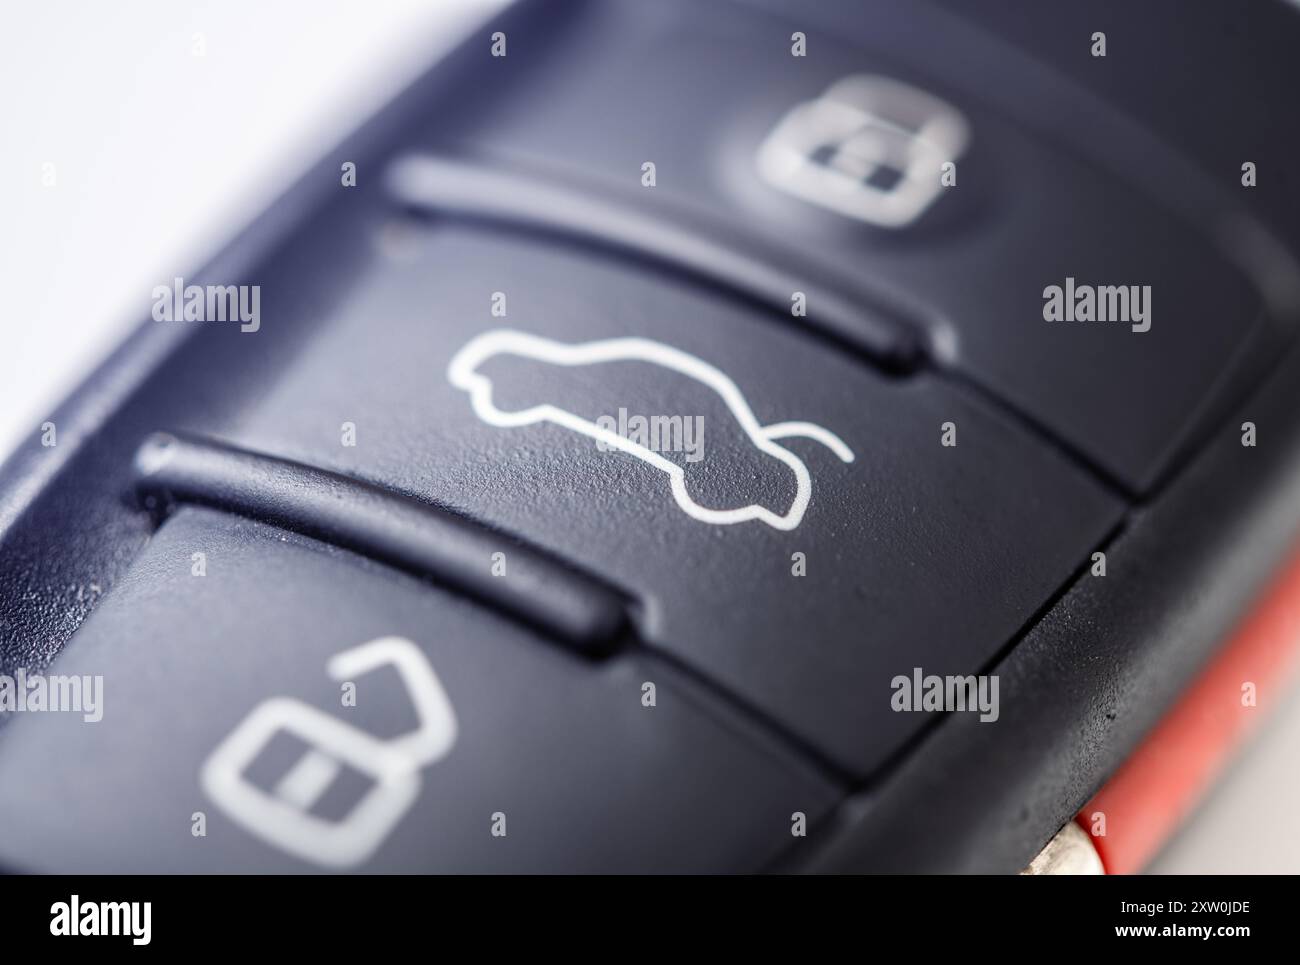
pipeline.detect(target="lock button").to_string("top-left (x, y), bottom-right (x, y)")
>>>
top-left (756, 74), bottom-right (970, 228)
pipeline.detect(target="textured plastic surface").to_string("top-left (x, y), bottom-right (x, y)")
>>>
top-left (794, 335), bottom-right (1300, 872)
top-left (132, 432), bottom-right (628, 652)
top-left (1, 0), bottom-right (1298, 874)
top-left (172, 223), bottom-right (1120, 777)
top-left (1077, 539), bottom-right (1300, 875)
top-left (0, 508), bottom-right (835, 873)
top-left (407, 0), bottom-right (1280, 494)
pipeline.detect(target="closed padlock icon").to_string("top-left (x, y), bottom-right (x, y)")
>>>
top-left (200, 637), bottom-right (457, 867)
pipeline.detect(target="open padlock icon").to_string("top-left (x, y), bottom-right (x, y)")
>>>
top-left (200, 636), bottom-right (457, 868)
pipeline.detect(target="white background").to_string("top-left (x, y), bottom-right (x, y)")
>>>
top-left (1, 0), bottom-right (1298, 874)
top-left (0, 0), bottom-right (503, 462)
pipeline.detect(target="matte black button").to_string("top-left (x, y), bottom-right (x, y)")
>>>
top-left (0, 508), bottom-right (835, 872)
top-left (131, 431), bottom-right (628, 654)
top-left (164, 224), bottom-right (1123, 777)
top-left (385, 153), bottom-right (926, 373)
top-left (416, 0), bottom-right (1272, 493)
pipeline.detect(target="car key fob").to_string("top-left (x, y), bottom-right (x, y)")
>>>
top-left (2, 0), bottom-right (1300, 874)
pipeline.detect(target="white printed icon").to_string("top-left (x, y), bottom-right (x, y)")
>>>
top-left (447, 329), bottom-right (854, 531)
top-left (757, 74), bottom-right (970, 228)
top-left (200, 637), bottom-right (456, 868)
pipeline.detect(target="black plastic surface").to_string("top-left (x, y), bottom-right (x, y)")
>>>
top-left (385, 153), bottom-right (925, 371)
top-left (409, 0), bottom-right (1281, 494)
top-left (792, 332), bottom-right (1300, 873)
top-left (132, 432), bottom-right (628, 652)
top-left (0, 508), bottom-right (835, 873)
top-left (2, 0), bottom-right (1299, 875)
top-left (162, 222), bottom-right (1121, 778)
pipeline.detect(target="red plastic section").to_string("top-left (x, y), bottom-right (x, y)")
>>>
top-left (1076, 546), bottom-right (1300, 874)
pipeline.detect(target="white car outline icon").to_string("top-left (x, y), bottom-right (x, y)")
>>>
top-left (447, 329), bottom-right (854, 531)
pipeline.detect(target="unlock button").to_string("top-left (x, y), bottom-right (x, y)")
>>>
top-left (0, 507), bottom-right (835, 872)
